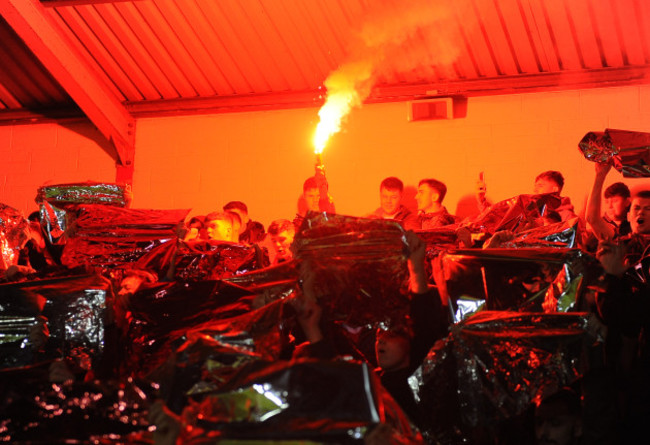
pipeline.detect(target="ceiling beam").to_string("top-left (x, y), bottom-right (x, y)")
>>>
top-left (0, 0), bottom-right (135, 180)
top-left (126, 65), bottom-right (650, 117)
top-left (372, 66), bottom-right (650, 100)
top-left (41, 0), bottom-right (146, 7)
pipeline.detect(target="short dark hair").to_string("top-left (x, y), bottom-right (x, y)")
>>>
top-left (225, 210), bottom-right (242, 226)
top-left (380, 177), bottom-right (404, 192)
top-left (635, 190), bottom-right (650, 200)
top-left (418, 178), bottom-right (447, 203)
top-left (205, 211), bottom-right (232, 224)
top-left (187, 216), bottom-right (204, 229)
top-left (303, 177), bottom-right (318, 192)
top-left (223, 201), bottom-right (248, 214)
top-left (604, 182), bottom-right (630, 199)
top-left (536, 171), bottom-right (564, 191)
top-left (268, 219), bottom-right (295, 235)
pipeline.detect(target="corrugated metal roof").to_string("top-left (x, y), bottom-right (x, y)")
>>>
top-left (0, 13), bottom-right (73, 113)
top-left (1, 0), bottom-right (649, 140)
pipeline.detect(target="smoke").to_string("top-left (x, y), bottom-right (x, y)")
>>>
top-left (313, 0), bottom-right (468, 152)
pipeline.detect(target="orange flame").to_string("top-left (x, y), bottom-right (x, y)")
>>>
top-left (313, 89), bottom-right (360, 154)
top-left (312, 60), bottom-right (373, 154)
top-left (312, 0), bottom-right (463, 154)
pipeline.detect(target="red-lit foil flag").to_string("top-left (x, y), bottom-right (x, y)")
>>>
top-left (0, 203), bottom-right (29, 269)
top-left (578, 128), bottom-right (650, 177)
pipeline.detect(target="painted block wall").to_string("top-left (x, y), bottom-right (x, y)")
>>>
top-left (0, 121), bottom-right (117, 215)
top-left (1, 84), bottom-right (650, 228)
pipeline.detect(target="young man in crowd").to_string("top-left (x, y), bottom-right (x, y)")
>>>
top-left (533, 170), bottom-right (577, 221)
top-left (203, 212), bottom-right (233, 242)
top-left (293, 177), bottom-right (321, 230)
top-left (367, 176), bottom-right (418, 230)
top-left (593, 189), bottom-right (650, 442)
top-left (225, 211), bottom-right (242, 242)
top-left (293, 166), bottom-right (335, 230)
top-left (267, 218), bottom-right (296, 264)
top-left (293, 231), bottom-right (448, 428)
top-left (586, 161), bottom-right (631, 241)
top-left (415, 178), bottom-right (456, 229)
top-left (223, 201), bottom-right (265, 244)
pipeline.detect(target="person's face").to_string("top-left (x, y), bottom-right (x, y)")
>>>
top-left (535, 403), bottom-right (579, 445)
top-left (630, 197), bottom-right (650, 234)
top-left (604, 195), bottom-right (630, 222)
top-left (375, 331), bottom-right (410, 372)
top-left (270, 229), bottom-right (295, 260)
top-left (380, 187), bottom-right (402, 215)
top-left (118, 276), bottom-right (143, 296)
top-left (534, 178), bottom-right (560, 194)
top-left (415, 184), bottom-right (436, 212)
top-left (205, 219), bottom-right (232, 241)
top-left (304, 188), bottom-right (320, 212)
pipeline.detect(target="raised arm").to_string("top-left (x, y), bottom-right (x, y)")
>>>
top-left (404, 230), bottom-right (448, 367)
top-left (586, 161), bottom-right (616, 240)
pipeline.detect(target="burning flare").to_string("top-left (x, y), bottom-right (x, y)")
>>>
top-left (312, 60), bottom-right (373, 154)
top-left (311, 0), bottom-right (463, 155)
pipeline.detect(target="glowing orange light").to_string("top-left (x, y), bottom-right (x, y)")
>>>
top-left (313, 89), bottom-right (359, 154)
top-left (311, 0), bottom-right (461, 154)
top-left (312, 60), bottom-right (373, 155)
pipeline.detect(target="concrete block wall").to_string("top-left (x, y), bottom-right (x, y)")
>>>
top-left (1, 84), bottom-right (650, 227)
top-left (0, 121), bottom-right (116, 215)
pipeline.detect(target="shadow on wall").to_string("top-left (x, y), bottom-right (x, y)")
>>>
top-left (59, 121), bottom-right (120, 163)
top-left (455, 193), bottom-right (482, 221)
top-left (402, 185), bottom-right (418, 216)
top-left (296, 195), bottom-right (306, 217)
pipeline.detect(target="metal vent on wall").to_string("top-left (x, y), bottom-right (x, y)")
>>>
top-left (408, 97), bottom-right (467, 121)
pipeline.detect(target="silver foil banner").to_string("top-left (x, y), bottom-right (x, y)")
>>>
top-left (180, 359), bottom-right (423, 443)
top-left (0, 274), bottom-right (109, 370)
top-left (35, 182), bottom-right (128, 245)
top-left (417, 311), bottom-right (591, 444)
top-left (579, 128), bottom-right (650, 177)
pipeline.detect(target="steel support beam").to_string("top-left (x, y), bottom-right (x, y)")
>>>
top-left (0, 0), bottom-right (135, 183)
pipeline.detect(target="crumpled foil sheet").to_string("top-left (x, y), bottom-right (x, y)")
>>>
top-left (191, 297), bottom-right (287, 362)
top-left (416, 311), bottom-right (590, 444)
top-left (415, 227), bottom-right (461, 253)
top-left (61, 205), bottom-right (189, 270)
top-left (467, 193), bottom-right (564, 235)
top-left (0, 315), bottom-right (40, 369)
top-left (163, 332), bottom-right (263, 404)
top-left (435, 248), bottom-right (598, 320)
top-left (35, 182), bottom-right (128, 245)
top-left (293, 213), bottom-right (410, 330)
top-left (578, 128), bottom-right (650, 177)
top-left (124, 279), bottom-right (284, 378)
top-left (225, 259), bottom-right (298, 291)
top-left (0, 203), bottom-right (30, 268)
top-left (36, 182), bottom-right (128, 208)
top-left (0, 377), bottom-right (154, 443)
top-left (501, 217), bottom-right (580, 249)
top-left (0, 274), bottom-right (110, 371)
top-left (179, 359), bottom-right (423, 444)
top-left (136, 239), bottom-right (263, 282)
